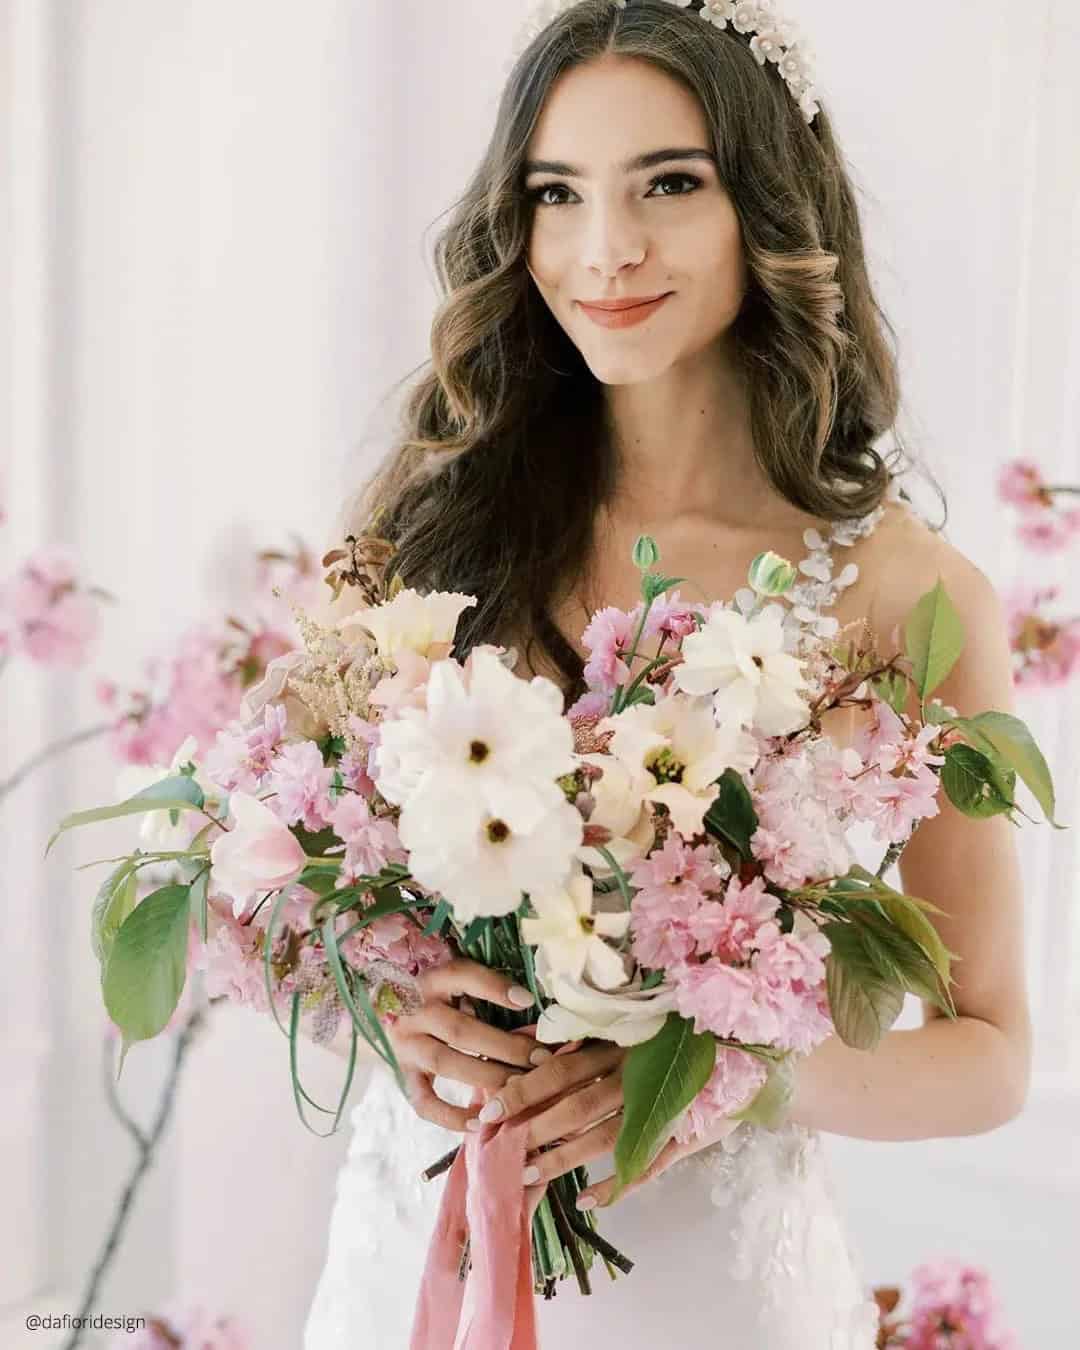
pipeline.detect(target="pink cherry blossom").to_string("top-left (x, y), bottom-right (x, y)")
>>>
top-left (0, 546), bottom-right (103, 667)
top-left (203, 702), bottom-right (289, 795)
top-left (688, 874), bottom-right (779, 962)
top-left (264, 740), bottom-right (336, 832)
top-left (581, 605), bottom-right (639, 693)
top-left (327, 793), bottom-right (408, 882)
top-left (996, 458), bottom-right (1046, 510)
top-left (672, 1045), bottom-right (767, 1143)
top-left (903, 1257), bottom-right (1019, 1349)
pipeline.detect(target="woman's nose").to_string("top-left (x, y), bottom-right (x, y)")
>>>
top-left (582, 208), bottom-right (647, 277)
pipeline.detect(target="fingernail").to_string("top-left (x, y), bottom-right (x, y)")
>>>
top-left (529, 1047), bottom-right (552, 1065)
top-left (508, 985), bottom-right (535, 1008)
top-left (465, 1117), bottom-right (483, 1132)
top-left (522, 1164), bottom-right (541, 1185)
top-left (575, 1194), bottom-right (596, 1211)
top-left (478, 1098), bottom-right (504, 1123)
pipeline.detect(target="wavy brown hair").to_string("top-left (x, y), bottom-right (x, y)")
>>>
top-left (338, 0), bottom-right (926, 706)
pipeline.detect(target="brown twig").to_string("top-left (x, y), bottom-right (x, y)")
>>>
top-left (420, 1143), bottom-right (460, 1182)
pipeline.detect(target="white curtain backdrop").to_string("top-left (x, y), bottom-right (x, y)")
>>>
top-left (2, 1), bottom-right (1077, 1346)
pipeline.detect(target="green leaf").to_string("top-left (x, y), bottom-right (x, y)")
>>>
top-left (46, 774), bottom-right (206, 857)
top-left (102, 884), bottom-right (192, 1042)
top-left (953, 711), bottom-right (1060, 827)
top-left (422, 898), bottom-right (451, 937)
top-left (190, 868), bottom-right (210, 943)
top-left (854, 906), bottom-right (957, 1018)
top-left (703, 768), bottom-right (759, 861)
top-left (941, 743), bottom-right (1016, 819)
top-left (823, 921), bottom-right (906, 1050)
top-left (870, 669), bottom-right (909, 716)
top-left (727, 1052), bottom-right (796, 1128)
top-left (642, 573), bottom-right (687, 604)
top-left (613, 1013), bottom-right (716, 1197)
top-left (904, 579), bottom-right (965, 700)
top-left (90, 861), bottom-right (139, 981)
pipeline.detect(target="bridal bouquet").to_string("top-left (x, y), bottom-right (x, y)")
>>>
top-left (49, 530), bottom-right (1058, 1305)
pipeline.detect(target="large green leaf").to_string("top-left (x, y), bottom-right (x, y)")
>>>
top-left (46, 774), bottom-right (206, 857)
top-left (823, 921), bottom-right (906, 1050)
top-left (703, 769), bottom-right (759, 862)
top-left (90, 861), bottom-right (139, 981)
top-left (904, 580), bottom-right (965, 700)
top-left (941, 743), bottom-right (1015, 819)
top-left (953, 711), bottom-right (1060, 827)
top-left (613, 1013), bottom-right (716, 1197)
top-left (102, 884), bottom-right (191, 1044)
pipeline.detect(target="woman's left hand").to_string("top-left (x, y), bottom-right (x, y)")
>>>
top-left (469, 1039), bottom-right (741, 1209)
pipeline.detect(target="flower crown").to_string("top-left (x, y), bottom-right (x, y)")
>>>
top-left (514, 0), bottom-right (820, 125)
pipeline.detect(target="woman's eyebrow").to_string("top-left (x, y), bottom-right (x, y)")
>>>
top-left (523, 147), bottom-right (716, 177)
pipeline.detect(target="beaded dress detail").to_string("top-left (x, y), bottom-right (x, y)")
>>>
top-left (303, 500), bottom-right (895, 1350)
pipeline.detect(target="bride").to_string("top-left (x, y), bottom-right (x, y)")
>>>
top-left (302, 2), bottom-right (1031, 1345)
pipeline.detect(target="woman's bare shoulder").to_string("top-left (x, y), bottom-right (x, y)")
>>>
top-left (858, 499), bottom-right (1001, 653)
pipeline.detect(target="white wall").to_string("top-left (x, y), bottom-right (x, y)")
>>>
top-left (2, 1), bottom-right (1077, 1345)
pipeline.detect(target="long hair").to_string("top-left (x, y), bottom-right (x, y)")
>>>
top-left (340, 0), bottom-right (930, 706)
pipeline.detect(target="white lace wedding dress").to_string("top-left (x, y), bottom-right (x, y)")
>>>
top-left (303, 506), bottom-right (895, 1350)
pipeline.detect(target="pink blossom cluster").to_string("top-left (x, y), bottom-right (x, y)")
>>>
top-left (0, 546), bottom-right (104, 667)
top-left (99, 620), bottom-right (294, 767)
top-left (107, 1302), bottom-right (251, 1349)
top-left (1003, 583), bottom-right (1080, 690)
top-left (626, 836), bottom-right (834, 1142)
top-left (578, 592), bottom-right (703, 699)
top-left (899, 1258), bottom-right (1019, 1349)
top-left (997, 458), bottom-right (1080, 553)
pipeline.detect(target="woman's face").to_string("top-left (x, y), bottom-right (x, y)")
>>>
top-left (525, 54), bottom-right (748, 387)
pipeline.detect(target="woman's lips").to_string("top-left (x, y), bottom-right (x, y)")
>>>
top-left (576, 293), bottom-right (673, 329)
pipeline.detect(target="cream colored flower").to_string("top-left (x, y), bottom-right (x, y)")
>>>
top-left (574, 751), bottom-right (655, 875)
top-left (598, 694), bottom-right (758, 840)
top-left (358, 588), bottom-right (477, 665)
top-left (520, 868), bottom-right (630, 990)
top-left (533, 950), bottom-right (677, 1047)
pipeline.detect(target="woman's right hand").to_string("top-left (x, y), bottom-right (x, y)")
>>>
top-left (386, 958), bottom-right (551, 1132)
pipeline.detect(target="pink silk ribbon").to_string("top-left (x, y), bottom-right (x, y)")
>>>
top-left (409, 1034), bottom-right (581, 1350)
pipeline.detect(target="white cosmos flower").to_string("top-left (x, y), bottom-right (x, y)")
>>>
top-left (373, 647), bottom-right (582, 922)
top-left (672, 602), bottom-right (811, 736)
top-left (358, 587), bottom-right (478, 664)
top-left (533, 950), bottom-right (677, 1047)
top-left (598, 694), bottom-right (759, 841)
top-left (575, 751), bottom-right (655, 875)
top-left (373, 648), bottom-right (574, 822)
top-left (400, 789), bottom-right (583, 924)
top-left (520, 867), bottom-right (630, 990)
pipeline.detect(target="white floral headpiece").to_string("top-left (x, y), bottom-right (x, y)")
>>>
top-left (513, 0), bottom-right (820, 125)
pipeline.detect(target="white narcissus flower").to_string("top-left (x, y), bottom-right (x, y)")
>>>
top-left (673, 602), bottom-right (811, 736)
top-left (209, 791), bottom-right (306, 919)
top-left (520, 868), bottom-right (630, 990)
top-left (533, 951), bottom-right (677, 1047)
top-left (598, 694), bottom-right (759, 841)
top-left (357, 588), bottom-right (477, 664)
top-left (373, 648), bottom-right (582, 921)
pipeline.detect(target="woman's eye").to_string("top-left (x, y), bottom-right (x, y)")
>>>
top-left (525, 171), bottom-right (703, 208)
top-left (646, 171), bottom-right (703, 198)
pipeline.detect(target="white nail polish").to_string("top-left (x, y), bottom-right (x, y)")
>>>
top-left (478, 1098), bottom-right (504, 1123)
top-left (522, 1165), bottom-right (541, 1185)
top-left (529, 1047), bottom-right (552, 1065)
top-left (508, 985), bottom-right (535, 1008)
top-left (575, 1194), bottom-right (597, 1211)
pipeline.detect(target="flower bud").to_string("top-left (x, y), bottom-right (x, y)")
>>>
top-left (748, 551), bottom-right (797, 597)
top-left (632, 535), bottom-right (660, 571)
